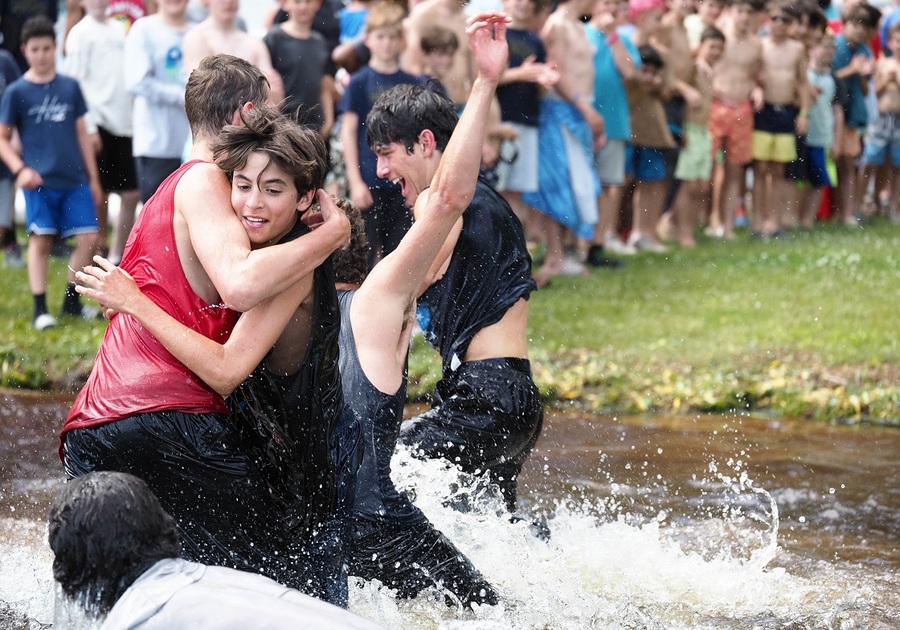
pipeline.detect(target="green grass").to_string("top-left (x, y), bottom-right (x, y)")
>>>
top-left (3, 221), bottom-right (899, 424)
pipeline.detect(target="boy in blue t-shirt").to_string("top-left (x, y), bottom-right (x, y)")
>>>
top-left (338, 1), bottom-right (422, 269)
top-left (0, 16), bottom-right (101, 330)
top-left (0, 47), bottom-right (22, 268)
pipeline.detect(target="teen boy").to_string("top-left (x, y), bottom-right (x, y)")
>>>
top-left (0, 15), bottom-right (102, 330)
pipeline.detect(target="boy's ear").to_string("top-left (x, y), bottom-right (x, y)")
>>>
top-left (297, 187), bottom-right (317, 212)
top-left (418, 129), bottom-right (437, 157)
top-left (231, 101), bottom-right (254, 126)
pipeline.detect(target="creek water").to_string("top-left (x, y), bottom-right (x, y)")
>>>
top-left (0, 392), bottom-right (897, 629)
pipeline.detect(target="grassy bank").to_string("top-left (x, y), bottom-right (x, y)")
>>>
top-left (2, 220), bottom-right (899, 425)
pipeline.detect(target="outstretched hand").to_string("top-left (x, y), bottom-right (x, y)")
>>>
top-left (467, 11), bottom-right (511, 84)
top-left (74, 256), bottom-right (142, 319)
top-left (301, 189), bottom-right (351, 249)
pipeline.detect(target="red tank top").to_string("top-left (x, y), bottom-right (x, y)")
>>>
top-left (63, 161), bottom-right (239, 445)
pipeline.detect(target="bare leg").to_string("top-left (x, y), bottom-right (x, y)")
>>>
top-left (70, 232), bottom-right (98, 281)
top-left (751, 161), bottom-right (770, 234)
top-left (708, 161), bottom-right (724, 231)
top-left (770, 165), bottom-right (791, 234)
top-left (110, 189), bottom-right (140, 264)
top-left (836, 155), bottom-right (859, 223)
top-left (27, 234), bottom-right (53, 296)
top-left (800, 186), bottom-right (822, 229)
top-left (720, 162), bottom-right (744, 239)
top-left (630, 180), bottom-right (667, 250)
top-left (94, 191), bottom-right (110, 255)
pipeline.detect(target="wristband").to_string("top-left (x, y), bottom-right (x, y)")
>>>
top-left (606, 31), bottom-right (619, 46)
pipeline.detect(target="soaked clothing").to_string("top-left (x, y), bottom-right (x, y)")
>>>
top-left (406, 181), bottom-right (542, 510)
top-left (334, 290), bottom-right (497, 606)
top-left (400, 358), bottom-right (543, 511)
top-left (64, 160), bottom-right (237, 444)
top-left (100, 558), bottom-right (383, 630)
top-left (415, 179), bottom-right (535, 374)
top-left (63, 212), bottom-right (346, 606)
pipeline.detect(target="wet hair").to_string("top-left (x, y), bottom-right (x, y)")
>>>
top-left (638, 44), bottom-right (664, 71)
top-left (185, 54), bottom-right (270, 139)
top-left (331, 197), bottom-right (369, 285)
top-left (366, 83), bottom-right (458, 154)
top-left (20, 15), bottom-right (56, 46)
top-left (420, 26), bottom-right (459, 55)
top-left (212, 105), bottom-right (328, 198)
top-left (700, 26), bottom-right (726, 43)
top-left (48, 472), bottom-right (181, 617)
top-left (365, 1), bottom-right (406, 34)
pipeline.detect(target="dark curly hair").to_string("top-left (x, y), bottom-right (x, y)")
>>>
top-left (48, 472), bottom-right (181, 617)
top-left (331, 197), bottom-right (369, 286)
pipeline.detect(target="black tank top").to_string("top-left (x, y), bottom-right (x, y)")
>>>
top-left (336, 290), bottom-right (421, 527)
top-left (416, 178), bottom-right (536, 373)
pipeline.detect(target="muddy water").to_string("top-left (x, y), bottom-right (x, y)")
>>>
top-left (1, 392), bottom-right (897, 628)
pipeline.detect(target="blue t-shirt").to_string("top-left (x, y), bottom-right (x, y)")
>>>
top-left (338, 65), bottom-right (423, 188)
top-left (0, 74), bottom-right (89, 188)
top-left (0, 49), bottom-right (21, 179)
top-left (496, 28), bottom-right (546, 126)
top-left (339, 7), bottom-right (367, 43)
top-left (586, 24), bottom-right (636, 142)
top-left (832, 34), bottom-right (873, 130)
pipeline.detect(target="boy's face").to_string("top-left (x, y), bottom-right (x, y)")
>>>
top-left (889, 31), bottom-right (900, 57)
top-left (730, 3), bottom-right (755, 32)
top-left (698, 37), bottom-right (724, 64)
top-left (698, 0), bottom-right (723, 22)
top-left (668, 0), bottom-right (695, 18)
top-left (812, 40), bottom-right (835, 67)
top-left (424, 49), bottom-right (454, 79)
top-left (804, 26), bottom-right (825, 51)
top-left (284, 0), bottom-right (321, 24)
top-left (636, 8), bottom-right (664, 35)
top-left (81, 0), bottom-right (110, 19)
top-left (842, 21), bottom-right (868, 45)
top-left (232, 151), bottom-right (308, 249)
top-left (158, 0), bottom-right (189, 18)
top-left (22, 36), bottom-right (56, 76)
top-left (366, 27), bottom-right (404, 64)
top-left (208, 0), bottom-right (240, 22)
top-left (766, 7), bottom-right (794, 37)
top-left (789, 13), bottom-right (808, 42)
top-left (503, 0), bottom-right (535, 24)
top-left (374, 139), bottom-right (429, 207)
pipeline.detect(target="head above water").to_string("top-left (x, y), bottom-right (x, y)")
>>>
top-left (366, 83), bottom-right (458, 155)
top-left (185, 54), bottom-right (270, 140)
top-left (212, 105), bottom-right (328, 199)
top-left (47, 472), bottom-right (181, 617)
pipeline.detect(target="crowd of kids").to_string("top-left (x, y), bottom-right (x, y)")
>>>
top-left (2, 0), bottom-right (899, 324)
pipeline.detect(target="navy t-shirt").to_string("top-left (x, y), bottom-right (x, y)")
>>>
top-left (338, 66), bottom-right (422, 188)
top-left (496, 28), bottom-right (546, 126)
top-left (0, 74), bottom-right (89, 188)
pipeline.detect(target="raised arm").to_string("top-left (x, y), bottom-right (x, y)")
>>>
top-left (350, 11), bottom-right (510, 390)
top-left (76, 256), bottom-right (312, 396)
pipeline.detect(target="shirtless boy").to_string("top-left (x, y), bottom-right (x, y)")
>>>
top-left (750, 0), bottom-right (808, 238)
top-left (522, 0), bottom-right (604, 284)
top-left (707, 0), bottom-right (764, 239)
top-left (183, 0), bottom-right (285, 104)
top-left (403, 0), bottom-right (473, 106)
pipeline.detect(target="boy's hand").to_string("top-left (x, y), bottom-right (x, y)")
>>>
top-left (467, 11), bottom-right (511, 84)
top-left (514, 56), bottom-right (561, 88)
top-left (348, 179), bottom-right (373, 211)
top-left (750, 86), bottom-right (765, 111)
top-left (75, 255), bottom-right (140, 318)
top-left (795, 113), bottom-right (808, 136)
top-left (306, 189), bottom-right (351, 249)
top-left (15, 166), bottom-right (42, 190)
top-left (593, 12), bottom-right (617, 34)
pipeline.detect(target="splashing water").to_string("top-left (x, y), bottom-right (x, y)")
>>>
top-left (1, 404), bottom-right (897, 628)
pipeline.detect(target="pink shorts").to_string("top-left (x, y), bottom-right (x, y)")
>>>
top-left (708, 99), bottom-right (754, 165)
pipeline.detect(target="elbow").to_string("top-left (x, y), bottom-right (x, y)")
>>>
top-left (430, 182), bottom-right (472, 217)
top-left (219, 284), bottom-right (261, 314)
